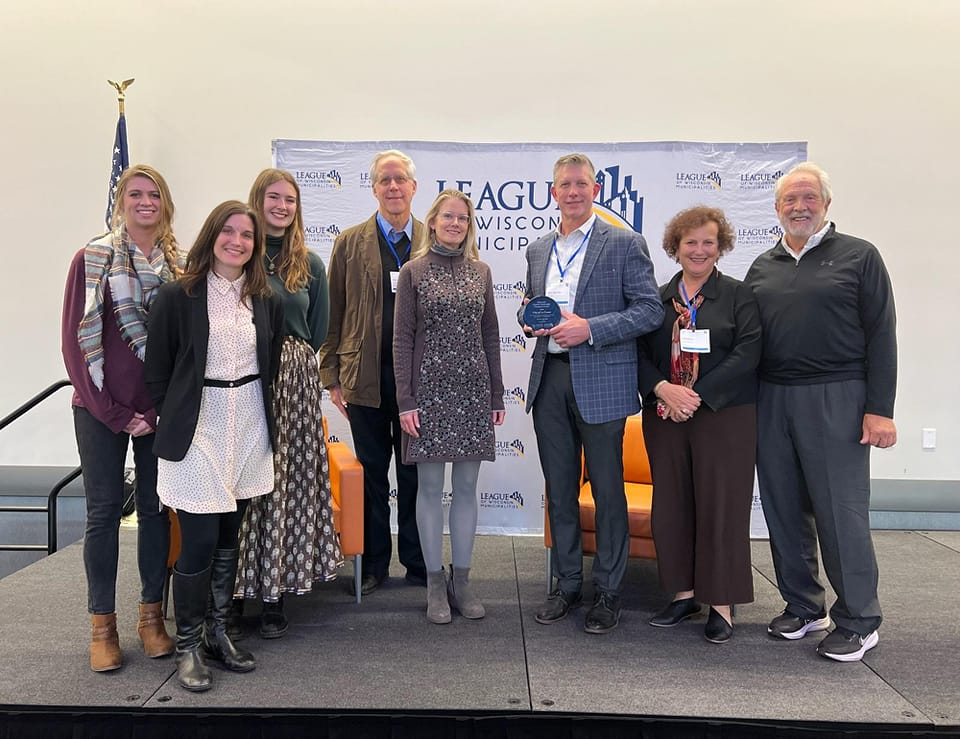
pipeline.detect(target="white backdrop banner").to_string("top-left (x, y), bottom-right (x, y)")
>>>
top-left (273, 140), bottom-right (807, 536)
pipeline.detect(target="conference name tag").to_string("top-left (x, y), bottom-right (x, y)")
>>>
top-left (545, 281), bottom-right (570, 307)
top-left (390, 271), bottom-right (400, 293)
top-left (680, 329), bottom-right (710, 353)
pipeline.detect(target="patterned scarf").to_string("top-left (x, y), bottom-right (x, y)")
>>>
top-left (77, 227), bottom-right (173, 389)
top-left (656, 292), bottom-right (704, 419)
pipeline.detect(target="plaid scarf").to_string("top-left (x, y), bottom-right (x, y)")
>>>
top-left (77, 227), bottom-right (173, 389)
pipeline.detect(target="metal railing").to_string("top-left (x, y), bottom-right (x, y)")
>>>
top-left (0, 379), bottom-right (80, 554)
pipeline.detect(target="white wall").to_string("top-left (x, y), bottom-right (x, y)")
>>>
top-left (0, 0), bottom-right (956, 482)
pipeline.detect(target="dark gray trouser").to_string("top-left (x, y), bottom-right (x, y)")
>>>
top-left (74, 406), bottom-right (169, 614)
top-left (757, 380), bottom-right (882, 636)
top-left (347, 363), bottom-right (424, 579)
top-left (533, 357), bottom-right (628, 596)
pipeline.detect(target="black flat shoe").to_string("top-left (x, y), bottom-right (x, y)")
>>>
top-left (704, 607), bottom-right (733, 644)
top-left (649, 597), bottom-right (701, 628)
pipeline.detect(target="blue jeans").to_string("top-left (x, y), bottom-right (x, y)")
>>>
top-left (74, 406), bottom-right (169, 614)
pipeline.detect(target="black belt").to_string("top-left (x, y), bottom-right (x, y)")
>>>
top-left (203, 374), bottom-right (260, 388)
top-left (546, 352), bottom-right (570, 363)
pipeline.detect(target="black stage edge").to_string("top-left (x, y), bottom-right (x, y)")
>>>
top-left (1, 710), bottom-right (956, 739)
top-left (1, 532), bottom-right (958, 739)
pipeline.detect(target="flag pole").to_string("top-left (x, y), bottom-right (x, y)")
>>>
top-left (107, 78), bottom-right (134, 115)
top-left (104, 79), bottom-right (133, 230)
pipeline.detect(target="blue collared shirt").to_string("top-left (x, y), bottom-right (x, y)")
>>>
top-left (376, 212), bottom-right (414, 245)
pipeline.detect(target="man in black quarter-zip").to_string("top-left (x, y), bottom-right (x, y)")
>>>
top-left (745, 161), bottom-right (897, 663)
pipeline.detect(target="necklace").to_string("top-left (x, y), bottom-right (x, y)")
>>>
top-left (265, 252), bottom-right (278, 276)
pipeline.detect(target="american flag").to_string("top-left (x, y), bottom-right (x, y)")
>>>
top-left (104, 113), bottom-right (129, 230)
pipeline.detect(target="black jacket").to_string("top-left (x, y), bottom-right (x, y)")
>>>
top-left (638, 269), bottom-right (761, 412)
top-left (144, 277), bottom-right (284, 462)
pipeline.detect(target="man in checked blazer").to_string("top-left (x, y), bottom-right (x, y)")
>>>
top-left (520, 153), bottom-right (662, 634)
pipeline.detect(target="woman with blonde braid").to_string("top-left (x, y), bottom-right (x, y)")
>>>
top-left (233, 169), bottom-right (342, 639)
top-left (61, 164), bottom-right (181, 672)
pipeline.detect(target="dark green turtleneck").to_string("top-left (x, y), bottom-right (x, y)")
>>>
top-left (265, 234), bottom-right (329, 352)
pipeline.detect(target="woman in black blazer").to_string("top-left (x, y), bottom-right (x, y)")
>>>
top-left (145, 200), bottom-right (283, 692)
top-left (638, 206), bottom-right (761, 644)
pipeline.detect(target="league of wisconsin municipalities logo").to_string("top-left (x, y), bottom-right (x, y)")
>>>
top-left (480, 490), bottom-right (525, 510)
top-left (503, 386), bottom-right (526, 407)
top-left (304, 223), bottom-right (341, 248)
top-left (738, 169), bottom-right (783, 191)
top-left (674, 170), bottom-right (722, 192)
top-left (495, 439), bottom-right (525, 458)
top-left (493, 280), bottom-right (526, 302)
top-left (737, 224), bottom-right (784, 247)
top-left (500, 334), bottom-right (528, 353)
top-left (294, 169), bottom-right (343, 190)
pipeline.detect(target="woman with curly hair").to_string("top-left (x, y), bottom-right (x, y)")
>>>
top-left (232, 169), bottom-right (343, 639)
top-left (638, 206), bottom-right (761, 644)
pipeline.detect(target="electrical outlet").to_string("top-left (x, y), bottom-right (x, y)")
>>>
top-left (921, 428), bottom-right (936, 450)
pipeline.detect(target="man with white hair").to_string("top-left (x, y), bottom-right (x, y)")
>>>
top-left (745, 162), bottom-right (897, 662)
top-left (319, 150), bottom-right (427, 595)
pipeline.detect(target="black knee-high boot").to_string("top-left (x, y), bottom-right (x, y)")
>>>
top-left (174, 566), bottom-right (213, 692)
top-left (203, 549), bottom-right (256, 672)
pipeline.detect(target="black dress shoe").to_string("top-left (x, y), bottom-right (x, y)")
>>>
top-left (584, 591), bottom-right (621, 634)
top-left (704, 607), bottom-right (733, 644)
top-left (649, 597), bottom-right (701, 628)
top-left (346, 571), bottom-right (387, 597)
top-left (404, 568), bottom-right (427, 587)
top-left (535, 588), bottom-right (582, 624)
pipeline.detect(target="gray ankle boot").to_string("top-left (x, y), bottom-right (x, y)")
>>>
top-left (426, 569), bottom-right (451, 624)
top-left (447, 564), bottom-right (485, 619)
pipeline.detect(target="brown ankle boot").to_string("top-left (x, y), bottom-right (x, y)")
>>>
top-left (138, 602), bottom-right (175, 658)
top-left (90, 613), bottom-right (122, 672)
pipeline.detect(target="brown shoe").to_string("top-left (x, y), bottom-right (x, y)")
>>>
top-left (90, 613), bottom-right (122, 672)
top-left (138, 602), bottom-right (175, 658)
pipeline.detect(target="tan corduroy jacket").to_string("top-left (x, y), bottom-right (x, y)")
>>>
top-left (318, 213), bottom-right (423, 407)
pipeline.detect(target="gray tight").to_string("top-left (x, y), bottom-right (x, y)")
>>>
top-left (415, 461), bottom-right (482, 572)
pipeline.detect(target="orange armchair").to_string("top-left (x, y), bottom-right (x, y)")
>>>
top-left (543, 414), bottom-right (655, 592)
top-left (323, 418), bottom-right (365, 603)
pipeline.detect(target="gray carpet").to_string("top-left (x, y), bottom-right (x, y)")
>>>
top-left (0, 530), bottom-right (956, 730)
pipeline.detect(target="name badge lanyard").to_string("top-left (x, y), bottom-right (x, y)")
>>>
top-left (552, 226), bottom-right (593, 282)
top-left (679, 281), bottom-right (698, 329)
top-left (378, 222), bottom-right (411, 269)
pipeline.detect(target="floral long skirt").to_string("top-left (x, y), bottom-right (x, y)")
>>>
top-left (234, 337), bottom-right (343, 601)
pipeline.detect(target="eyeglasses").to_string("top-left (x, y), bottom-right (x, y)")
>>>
top-left (437, 212), bottom-right (471, 225)
top-left (376, 175), bottom-right (411, 187)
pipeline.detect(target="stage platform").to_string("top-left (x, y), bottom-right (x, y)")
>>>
top-left (1, 530), bottom-right (958, 738)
